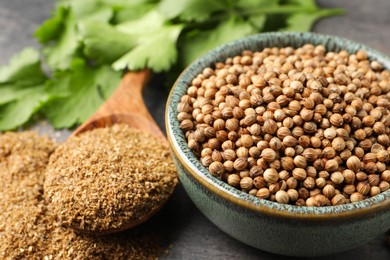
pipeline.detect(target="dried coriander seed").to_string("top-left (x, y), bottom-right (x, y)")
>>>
top-left (346, 156), bottom-right (361, 172)
top-left (331, 194), bottom-right (346, 205)
top-left (227, 174), bottom-right (241, 187)
top-left (261, 148), bottom-right (277, 162)
top-left (263, 168), bottom-right (279, 184)
top-left (256, 187), bottom-right (271, 199)
top-left (275, 190), bottom-right (289, 204)
top-left (240, 176), bottom-right (254, 190)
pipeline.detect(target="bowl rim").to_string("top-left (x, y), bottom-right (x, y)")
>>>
top-left (166, 31), bottom-right (390, 221)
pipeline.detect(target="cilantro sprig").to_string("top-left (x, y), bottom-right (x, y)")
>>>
top-left (0, 0), bottom-right (343, 130)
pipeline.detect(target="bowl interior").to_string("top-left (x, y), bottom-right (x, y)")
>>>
top-left (166, 32), bottom-right (390, 219)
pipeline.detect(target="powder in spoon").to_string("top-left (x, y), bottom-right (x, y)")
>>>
top-left (0, 131), bottom-right (172, 259)
top-left (44, 124), bottom-right (178, 234)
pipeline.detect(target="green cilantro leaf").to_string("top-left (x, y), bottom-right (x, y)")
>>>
top-left (39, 9), bottom-right (80, 70)
top-left (43, 59), bottom-right (121, 128)
top-left (113, 24), bottom-right (183, 72)
top-left (282, 11), bottom-right (334, 32)
top-left (0, 48), bottom-right (46, 85)
top-left (158, 0), bottom-right (227, 22)
top-left (0, 85), bottom-right (42, 106)
top-left (104, 0), bottom-right (158, 24)
top-left (34, 4), bottom-right (69, 43)
top-left (0, 87), bottom-right (48, 130)
top-left (115, 10), bottom-right (166, 35)
top-left (284, 0), bottom-right (318, 9)
top-left (235, 0), bottom-right (277, 31)
top-left (282, 9), bottom-right (345, 32)
top-left (100, 0), bottom-right (158, 5)
top-left (0, 48), bottom-right (48, 130)
top-left (78, 21), bottom-right (137, 64)
top-left (277, 0), bottom-right (344, 32)
top-left (70, 0), bottom-right (113, 21)
top-left (110, 11), bottom-right (184, 72)
top-left (37, 1), bottom-right (114, 70)
top-left (235, 0), bottom-right (278, 10)
top-left (178, 15), bottom-right (255, 67)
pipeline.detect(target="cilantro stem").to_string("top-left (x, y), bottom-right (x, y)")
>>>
top-left (182, 6), bottom-right (344, 31)
top-left (235, 6), bottom-right (344, 17)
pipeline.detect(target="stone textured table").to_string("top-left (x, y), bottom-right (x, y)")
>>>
top-left (1, 0), bottom-right (390, 259)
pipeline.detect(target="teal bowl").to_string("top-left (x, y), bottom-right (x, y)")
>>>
top-left (165, 32), bottom-right (390, 257)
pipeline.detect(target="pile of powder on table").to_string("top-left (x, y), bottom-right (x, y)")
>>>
top-left (0, 131), bottom-right (56, 258)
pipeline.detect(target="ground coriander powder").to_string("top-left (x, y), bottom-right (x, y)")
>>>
top-left (0, 132), bottom-right (56, 258)
top-left (44, 124), bottom-right (178, 234)
top-left (0, 130), bottom-right (175, 259)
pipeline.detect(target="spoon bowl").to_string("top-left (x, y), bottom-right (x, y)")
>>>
top-left (67, 69), bottom-right (173, 233)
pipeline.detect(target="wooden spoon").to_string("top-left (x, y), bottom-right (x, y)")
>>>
top-left (71, 69), bottom-right (172, 233)
top-left (73, 69), bottom-right (165, 142)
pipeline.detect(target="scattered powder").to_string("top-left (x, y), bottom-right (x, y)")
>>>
top-left (0, 131), bottom-right (56, 259)
top-left (0, 130), bottom-right (175, 259)
top-left (44, 124), bottom-right (178, 234)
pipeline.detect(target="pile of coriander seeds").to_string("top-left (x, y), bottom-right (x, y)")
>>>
top-left (177, 44), bottom-right (390, 206)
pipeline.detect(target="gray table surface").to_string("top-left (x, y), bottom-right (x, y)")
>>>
top-left (1, 0), bottom-right (390, 259)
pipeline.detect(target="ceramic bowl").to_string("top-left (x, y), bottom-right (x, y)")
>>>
top-left (165, 32), bottom-right (390, 257)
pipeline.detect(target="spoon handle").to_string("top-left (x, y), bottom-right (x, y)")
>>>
top-left (74, 70), bottom-right (166, 141)
top-left (99, 70), bottom-right (152, 117)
